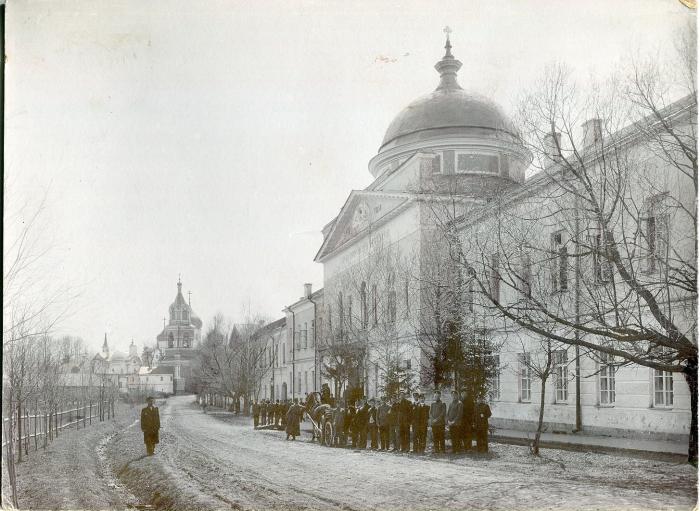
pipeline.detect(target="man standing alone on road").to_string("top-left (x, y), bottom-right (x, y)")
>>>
top-left (141, 397), bottom-right (160, 456)
top-left (429, 391), bottom-right (446, 453)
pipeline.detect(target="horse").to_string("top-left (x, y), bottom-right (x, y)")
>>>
top-left (305, 392), bottom-right (333, 442)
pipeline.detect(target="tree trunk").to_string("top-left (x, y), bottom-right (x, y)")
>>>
top-left (683, 357), bottom-right (698, 465)
top-left (532, 374), bottom-right (548, 457)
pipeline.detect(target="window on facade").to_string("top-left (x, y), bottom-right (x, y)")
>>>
top-left (643, 196), bottom-right (669, 273)
top-left (404, 280), bottom-right (410, 317)
top-left (592, 229), bottom-right (613, 284)
top-left (311, 320), bottom-right (315, 347)
top-left (487, 353), bottom-right (501, 401)
top-left (304, 371), bottom-right (308, 394)
top-left (519, 252), bottom-right (532, 298)
top-left (551, 231), bottom-right (568, 292)
top-left (654, 369), bottom-right (674, 407)
top-left (303, 322), bottom-right (308, 349)
top-left (489, 253), bottom-right (500, 302)
top-left (518, 353), bottom-right (531, 402)
top-left (182, 309), bottom-right (188, 321)
top-left (168, 333), bottom-right (174, 348)
top-left (465, 277), bottom-right (474, 313)
top-left (360, 282), bottom-right (368, 329)
top-left (404, 359), bottom-right (412, 370)
top-left (599, 353), bottom-right (616, 405)
top-left (432, 154), bottom-right (442, 174)
top-left (275, 345), bottom-right (279, 367)
top-left (160, 376), bottom-right (163, 381)
top-left (554, 350), bottom-right (568, 402)
top-left (297, 331), bottom-right (302, 351)
top-left (456, 153), bottom-right (499, 174)
top-left (282, 344), bottom-right (286, 364)
top-left (338, 292), bottom-right (344, 335)
top-left (298, 372), bottom-right (302, 394)
top-left (372, 285), bottom-right (378, 326)
top-left (388, 289), bottom-right (397, 324)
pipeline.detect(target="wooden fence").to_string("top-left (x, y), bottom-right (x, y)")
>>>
top-left (2, 400), bottom-right (113, 457)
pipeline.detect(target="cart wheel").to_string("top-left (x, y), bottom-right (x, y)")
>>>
top-left (323, 421), bottom-right (334, 447)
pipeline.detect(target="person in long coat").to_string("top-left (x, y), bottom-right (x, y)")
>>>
top-left (475, 399), bottom-right (492, 453)
top-left (285, 399), bottom-right (303, 440)
top-left (141, 397), bottom-right (160, 455)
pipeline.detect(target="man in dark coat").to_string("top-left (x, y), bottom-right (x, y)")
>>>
top-left (141, 397), bottom-right (160, 456)
top-left (252, 400), bottom-right (260, 429)
top-left (447, 390), bottom-right (463, 454)
top-left (475, 399), bottom-right (492, 453)
top-left (334, 402), bottom-right (347, 447)
top-left (413, 394), bottom-right (429, 453)
top-left (345, 402), bottom-right (356, 447)
top-left (429, 391), bottom-right (446, 453)
top-left (260, 400), bottom-right (268, 426)
top-left (397, 392), bottom-right (413, 452)
top-left (461, 390), bottom-right (475, 451)
top-left (376, 396), bottom-right (391, 450)
top-left (354, 399), bottom-right (370, 449)
top-left (389, 397), bottom-right (400, 450)
top-left (368, 398), bottom-right (379, 449)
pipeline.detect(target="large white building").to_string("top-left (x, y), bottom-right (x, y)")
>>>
top-left (311, 35), bottom-right (694, 443)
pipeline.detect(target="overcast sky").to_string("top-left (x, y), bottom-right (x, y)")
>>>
top-left (4, 0), bottom-right (694, 354)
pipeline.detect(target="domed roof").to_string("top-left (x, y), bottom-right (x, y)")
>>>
top-left (379, 37), bottom-right (515, 152)
top-left (110, 351), bottom-right (128, 361)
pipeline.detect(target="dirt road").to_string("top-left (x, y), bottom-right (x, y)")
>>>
top-left (111, 395), bottom-right (697, 510)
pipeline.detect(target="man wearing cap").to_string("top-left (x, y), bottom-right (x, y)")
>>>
top-left (141, 397), bottom-right (161, 456)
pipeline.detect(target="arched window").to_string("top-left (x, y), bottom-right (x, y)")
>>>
top-left (168, 332), bottom-right (174, 348)
top-left (182, 308), bottom-right (188, 321)
top-left (360, 282), bottom-right (368, 329)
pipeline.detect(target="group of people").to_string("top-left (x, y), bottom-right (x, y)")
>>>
top-left (252, 389), bottom-right (492, 454)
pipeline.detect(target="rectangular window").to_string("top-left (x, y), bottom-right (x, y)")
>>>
top-left (519, 353), bottom-right (531, 402)
top-left (456, 153), bottom-right (499, 174)
top-left (372, 285), bottom-right (378, 325)
top-left (592, 230), bottom-right (613, 283)
top-left (304, 371), bottom-right (308, 394)
top-left (304, 323), bottom-right (308, 349)
top-left (653, 369), bottom-right (674, 407)
top-left (404, 280), bottom-right (410, 317)
top-left (432, 154), bottom-right (442, 174)
top-left (282, 344), bottom-right (286, 364)
top-left (554, 350), bottom-right (568, 402)
top-left (297, 331), bottom-right (301, 351)
top-left (599, 353), bottom-right (616, 405)
top-left (311, 320), bottom-right (315, 347)
top-left (519, 252), bottom-right (532, 298)
top-left (404, 359), bottom-right (412, 370)
top-left (490, 253), bottom-right (500, 301)
top-left (551, 231), bottom-right (568, 292)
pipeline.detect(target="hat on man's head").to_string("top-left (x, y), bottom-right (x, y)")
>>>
top-left (146, 396), bottom-right (155, 402)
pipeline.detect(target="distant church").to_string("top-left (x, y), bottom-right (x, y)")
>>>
top-left (155, 278), bottom-right (202, 393)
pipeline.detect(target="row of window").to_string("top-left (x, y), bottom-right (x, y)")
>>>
top-left (330, 280), bottom-right (411, 335)
top-left (514, 351), bottom-right (673, 408)
top-left (484, 210), bottom-right (669, 302)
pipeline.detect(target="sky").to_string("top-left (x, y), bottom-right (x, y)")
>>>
top-left (4, 0), bottom-right (694, 354)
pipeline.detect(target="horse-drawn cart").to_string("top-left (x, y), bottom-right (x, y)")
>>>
top-left (304, 392), bottom-right (337, 446)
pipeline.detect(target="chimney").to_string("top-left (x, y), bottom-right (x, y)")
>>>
top-left (581, 119), bottom-right (602, 148)
top-left (304, 283), bottom-right (312, 299)
top-left (543, 132), bottom-right (562, 162)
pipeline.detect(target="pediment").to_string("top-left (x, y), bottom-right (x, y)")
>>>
top-left (314, 191), bottom-right (413, 261)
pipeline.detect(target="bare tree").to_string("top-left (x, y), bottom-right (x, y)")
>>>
top-left (433, 27), bottom-right (697, 462)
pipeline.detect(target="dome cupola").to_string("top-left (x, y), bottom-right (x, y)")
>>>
top-left (369, 29), bottom-right (530, 188)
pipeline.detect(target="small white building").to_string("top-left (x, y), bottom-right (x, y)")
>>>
top-left (127, 366), bottom-right (174, 396)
